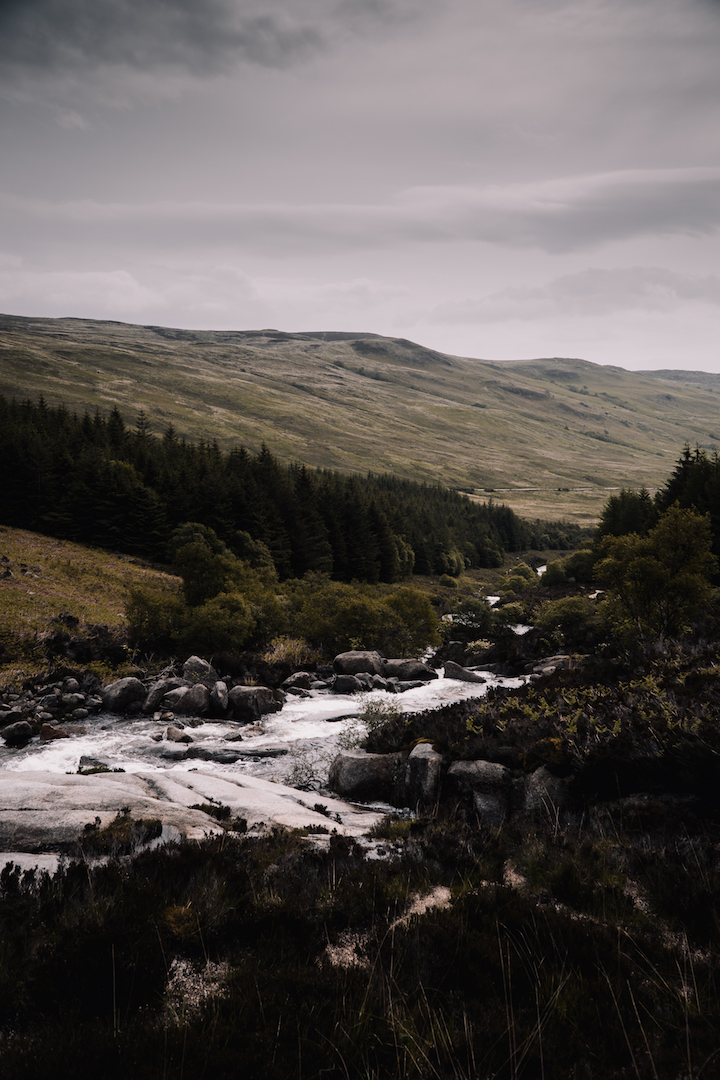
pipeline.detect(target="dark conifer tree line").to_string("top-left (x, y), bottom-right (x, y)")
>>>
top-left (597, 445), bottom-right (720, 568)
top-left (0, 396), bottom-right (579, 580)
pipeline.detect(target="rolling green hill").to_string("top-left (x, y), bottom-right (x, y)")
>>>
top-left (2, 312), bottom-right (718, 523)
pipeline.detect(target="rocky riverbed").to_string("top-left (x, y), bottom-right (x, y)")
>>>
top-left (0, 650), bottom-right (528, 865)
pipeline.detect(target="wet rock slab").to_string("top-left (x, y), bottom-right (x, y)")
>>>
top-left (0, 769), bottom-right (385, 854)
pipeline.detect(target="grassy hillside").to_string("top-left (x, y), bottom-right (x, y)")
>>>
top-left (2, 313), bottom-right (718, 522)
top-left (0, 525), bottom-right (178, 676)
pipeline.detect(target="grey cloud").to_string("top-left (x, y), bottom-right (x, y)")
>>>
top-left (0, 0), bottom-right (422, 77)
top-left (405, 169), bottom-right (720, 252)
top-left (0, 0), bottom-right (325, 75)
top-left (3, 168), bottom-right (720, 262)
top-left (427, 267), bottom-right (720, 325)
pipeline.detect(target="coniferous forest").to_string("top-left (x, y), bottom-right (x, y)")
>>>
top-left (0, 395), bottom-right (582, 580)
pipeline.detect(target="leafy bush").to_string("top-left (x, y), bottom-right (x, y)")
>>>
top-left (438, 573), bottom-right (458, 588)
top-left (261, 636), bottom-right (322, 668)
top-left (495, 601), bottom-right (526, 626)
top-left (126, 585), bottom-right (187, 652)
top-left (178, 591), bottom-right (255, 655)
top-left (596, 503), bottom-right (716, 646)
top-left (382, 587), bottom-right (440, 655)
top-left (446, 596), bottom-right (495, 641)
top-left (536, 596), bottom-right (591, 631)
top-left (542, 559), bottom-right (567, 586)
top-left (288, 576), bottom-right (439, 656)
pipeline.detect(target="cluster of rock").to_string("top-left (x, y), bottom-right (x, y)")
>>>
top-left (1, 649), bottom-right (485, 753)
top-left (329, 746), bottom-right (569, 826)
top-left (0, 671), bottom-right (104, 749)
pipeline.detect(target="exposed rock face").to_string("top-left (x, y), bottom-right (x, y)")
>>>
top-left (163, 684), bottom-right (211, 716)
top-left (102, 677), bottom-right (147, 713)
top-left (445, 760), bottom-right (512, 826)
top-left (442, 661), bottom-right (486, 684)
top-left (1, 720), bottom-right (33, 748)
top-left (405, 742), bottom-right (443, 807)
top-left (328, 749), bottom-right (408, 804)
top-left (333, 651), bottom-right (386, 676)
top-left (182, 656), bottom-right (219, 687)
top-left (383, 659), bottom-right (437, 681)
top-left (227, 685), bottom-right (281, 723)
top-left (333, 674), bottom-right (364, 694)
top-left (524, 765), bottom-right (570, 815)
top-left (0, 769), bottom-right (384, 852)
top-left (143, 677), bottom-right (186, 714)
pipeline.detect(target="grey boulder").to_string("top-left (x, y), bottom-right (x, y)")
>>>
top-left (333, 651), bottom-right (386, 676)
top-left (102, 677), bottom-right (147, 713)
top-left (445, 759), bottom-right (512, 826)
top-left (443, 661), bottom-right (486, 684)
top-left (383, 659), bottom-right (437, 681)
top-left (328, 749), bottom-right (407, 804)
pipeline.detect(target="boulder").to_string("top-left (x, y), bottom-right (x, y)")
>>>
top-left (393, 680), bottom-right (428, 693)
top-left (227, 685), bottom-right (281, 723)
top-left (383, 659), bottom-right (438, 681)
top-left (143, 677), bottom-right (186, 714)
top-left (333, 674), bottom-right (364, 694)
top-left (182, 655), bottom-right (219, 687)
top-left (328, 749), bottom-right (408, 804)
top-left (526, 655), bottom-right (571, 676)
top-left (405, 743), bottom-right (443, 807)
top-left (443, 661), bottom-right (486, 684)
top-left (185, 746), bottom-right (244, 764)
top-left (162, 684), bottom-right (210, 716)
top-left (166, 725), bottom-right (193, 744)
top-left (281, 671), bottom-right (313, 691)
top-left (1, 720), bottom-right (33, 748)
top-left (333, 651), bottom-right (385, 676)
top-left (524, 766), bottom-right (571, 816)
top-left (61, 692), bottom-right (86, 710)
top-left (209, 680), bottom-right (229, 717)
top-left (183, 683), bottom-right (211, 716)
top-left (102, 677), bottom-right (147, 714)
top-left (40, 724), bottom-right (70, 741)
top-left (445, 760), bottom-right (512, 826)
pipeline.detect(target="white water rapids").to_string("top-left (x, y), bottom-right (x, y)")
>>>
top-left (0, 667), bottom-right (526, 788)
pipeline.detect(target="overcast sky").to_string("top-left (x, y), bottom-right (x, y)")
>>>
top-left (2, 0), bottom-right (720, 370)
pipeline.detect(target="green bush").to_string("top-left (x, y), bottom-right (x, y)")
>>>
top-left (596, 503), bottom-right (716, 646)
top-left (288, 576), bottom-right (439, 656)
top-left (542, 560), bottom-right (567, 586)
top-left (537, 596), bottom-right (591, 631)
top-left (178, 591), bottom-right (255, 655)
top-left (495, 601), bottom-right (526, 626)
top-left (382, 587), bottom-right (440, 655)
top-left (448, 596), bottom-right (495, 641)
top-left (126, 585), bottom-right (187, 652)
top-left (438, 573), bottom-right (458, 588)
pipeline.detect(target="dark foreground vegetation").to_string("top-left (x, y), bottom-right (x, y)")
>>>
top-left (1, 708), bottom-right (719, 1080)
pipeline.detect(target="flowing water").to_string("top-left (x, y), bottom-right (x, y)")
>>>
top-left (0, 667), bottom-right (526, 788)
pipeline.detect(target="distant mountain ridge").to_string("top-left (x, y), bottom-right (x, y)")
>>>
top-left (1, 312), bottom-right (717, 522)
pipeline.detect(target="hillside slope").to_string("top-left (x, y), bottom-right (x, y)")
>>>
top-left (2, 313), bottom-right (717, 521)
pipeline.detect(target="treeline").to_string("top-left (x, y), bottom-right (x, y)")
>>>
top-left (0, 396), bottom-right (579, 581)
top-left (598, 445), bottom-right (720, 563)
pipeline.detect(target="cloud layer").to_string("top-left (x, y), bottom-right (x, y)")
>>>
top-left (2, 0), bottom-right (720, 369)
